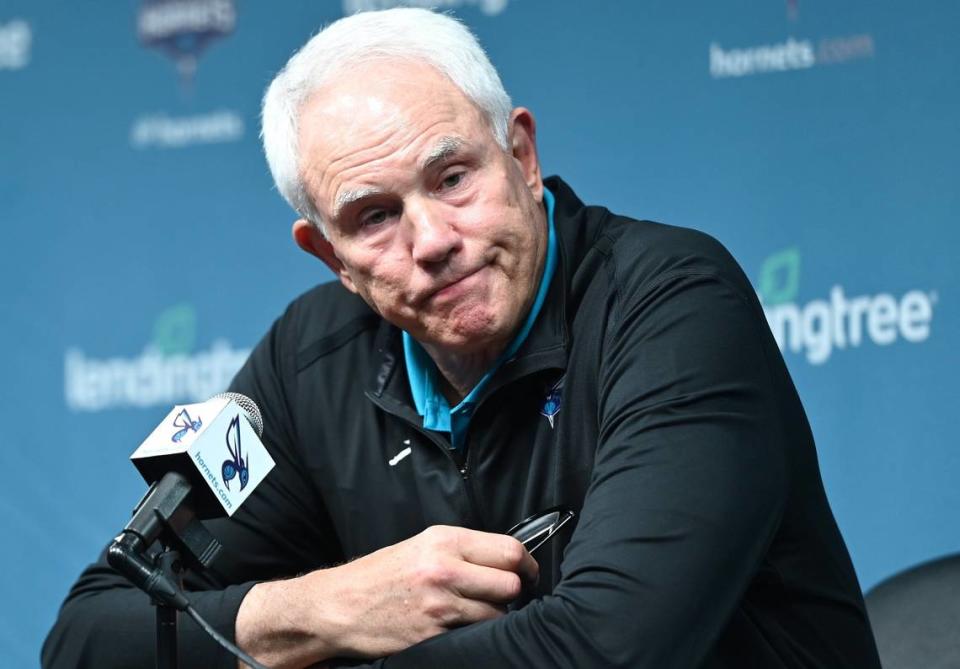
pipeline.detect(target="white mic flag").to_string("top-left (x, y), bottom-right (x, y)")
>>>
top-left (129, 394), bottom-right (275, 517)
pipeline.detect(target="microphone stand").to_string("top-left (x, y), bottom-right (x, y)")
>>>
top-left (155, 548), bottom-right (183, 669)
top-left (108, 471), bottom-right (223, 669)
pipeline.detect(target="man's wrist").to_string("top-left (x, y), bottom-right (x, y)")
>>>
top-left (235, 571), bottom-right (342, 668)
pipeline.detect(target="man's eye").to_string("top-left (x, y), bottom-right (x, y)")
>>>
top-left (440, 172), bottom-right (464, 190)
top-left (361, 208), bottom-right (394, 227)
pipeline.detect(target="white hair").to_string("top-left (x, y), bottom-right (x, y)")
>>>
top-left (261, 8), bottom-right (513, 230)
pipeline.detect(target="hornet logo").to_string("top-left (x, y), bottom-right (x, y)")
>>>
top-left (171, 408), bottom-right (202, 442)
top-left (540, 378), bottom-right (563, 428)
top-left (787, 0), bottom-right (799, 21)
top-left (221, 415), bottom-right (249, 491)
top-left (137, 0), bottom-right (236, 87)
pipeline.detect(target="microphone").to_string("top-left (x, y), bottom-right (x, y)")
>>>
top-left (108, 392), bottom-right (275, 608)
top-left (106, 392), bottom-right (272, 668)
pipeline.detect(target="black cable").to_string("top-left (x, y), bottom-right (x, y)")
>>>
top-left (185, 605), bottom-right (269, 669)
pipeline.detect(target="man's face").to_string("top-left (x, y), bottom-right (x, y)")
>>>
top-left (294, 60), bottom-right (546, 357)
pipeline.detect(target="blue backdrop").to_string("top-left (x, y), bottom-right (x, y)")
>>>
top-left (2, 1), bottom-right (957, 665)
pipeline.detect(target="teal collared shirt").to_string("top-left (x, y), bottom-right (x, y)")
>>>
top-left (403, 186), bottom-right (558, 450)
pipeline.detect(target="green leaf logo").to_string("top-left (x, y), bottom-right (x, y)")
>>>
top-left (151, 303), bottom-right (196, 356)
top-left (758, 247), bottom-right (800, 305)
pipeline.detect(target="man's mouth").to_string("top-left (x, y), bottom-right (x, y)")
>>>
top-left (422, 265), bottom-right (486, 303)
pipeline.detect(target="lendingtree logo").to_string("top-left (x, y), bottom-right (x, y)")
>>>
top-left (64, 303), bottom-right (250, 412)
top-left (152, 302), bottom-right (197, 355)
top-left (758, 248), bottom-right (936, 365)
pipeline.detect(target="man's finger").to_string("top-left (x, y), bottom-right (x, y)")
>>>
top-left (453, 530), bottom-right (540, 585)
top-left (451, 561), bottom-right (525, 604)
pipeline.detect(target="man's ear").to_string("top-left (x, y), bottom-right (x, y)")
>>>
top-left (291, 219), bottom-right (358, 294)
top-left (508, 107), bottom-right (543, 202)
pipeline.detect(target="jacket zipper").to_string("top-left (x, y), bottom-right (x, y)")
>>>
top-left (365, 392), bottom-right (484, 529)
top-left (456, 451), bottom-right (485, 530)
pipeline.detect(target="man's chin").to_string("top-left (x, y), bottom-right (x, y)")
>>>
top-left (419, 316), bottom-right (511, 356)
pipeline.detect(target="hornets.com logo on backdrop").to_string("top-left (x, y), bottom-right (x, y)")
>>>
top-left (708, 0), bottom-right (875, 79)
top-left (756, 248), bottom-right (938, 365)
top-left (64, 303), bottom-right (250, 412)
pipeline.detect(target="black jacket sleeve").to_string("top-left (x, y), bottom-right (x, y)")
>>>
top-left (349, 267), bottom-right (789, 668)
top-left (42, 315), bottom-right (341, 669)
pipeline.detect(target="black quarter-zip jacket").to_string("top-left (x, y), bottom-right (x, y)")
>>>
top-left (43, 177), bottom-right (881, 668)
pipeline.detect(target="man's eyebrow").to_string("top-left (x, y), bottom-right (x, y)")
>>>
top-left (420, 137), bottom-right (465, 171)
top-left (329, 138), bottom-right (465, 220)
top-left (332, 186), bottom-right (384, 220)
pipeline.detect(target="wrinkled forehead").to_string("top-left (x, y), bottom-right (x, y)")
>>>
top-left (295, 59), bottom-right (496, 209)
top-left (300, 58), bottom-right (485, 133)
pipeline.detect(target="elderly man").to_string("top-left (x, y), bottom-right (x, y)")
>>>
top-left (44, 8), bottom-right (881, 669)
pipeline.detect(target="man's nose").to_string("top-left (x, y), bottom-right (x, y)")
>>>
top-left (406, 199), bottom-right (461, 265)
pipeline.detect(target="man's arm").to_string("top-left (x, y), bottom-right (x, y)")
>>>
top-left (43, 310), bottom-right (537, 669)
top-left (337, 266), bottom-right (789, 668)
top-left (235, 525), bottom-right (537, 668)
top-left (42, 508), bottom-right (535, 669)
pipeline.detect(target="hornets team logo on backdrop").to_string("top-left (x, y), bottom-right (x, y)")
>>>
top-left (170, 407), bottom-right (202, 442)
top-left (540, 378), bottom-right (564, 428)
top-left (221, 415), bottom-right (249, 492)
top-left (130, 1), bottom-right (244, 149)
top-left (137, 0), bottom-right (236, 86)
top-left (787, 0), bottom-right (799, 21)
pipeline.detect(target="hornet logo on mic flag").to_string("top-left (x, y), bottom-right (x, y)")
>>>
top-left (171, 408), bottom-right (202, 443)
top-left (221, 415), bottom-right (249, 491)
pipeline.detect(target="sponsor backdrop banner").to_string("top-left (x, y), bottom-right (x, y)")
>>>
top-left (1, 0), bottom-right (956, 663)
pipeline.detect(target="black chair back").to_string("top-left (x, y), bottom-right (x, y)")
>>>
top-left (865, 553), bottom-right (960, 669)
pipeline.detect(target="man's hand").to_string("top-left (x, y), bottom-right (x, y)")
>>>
top-left (235, 526), bottom-right (538, 668)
